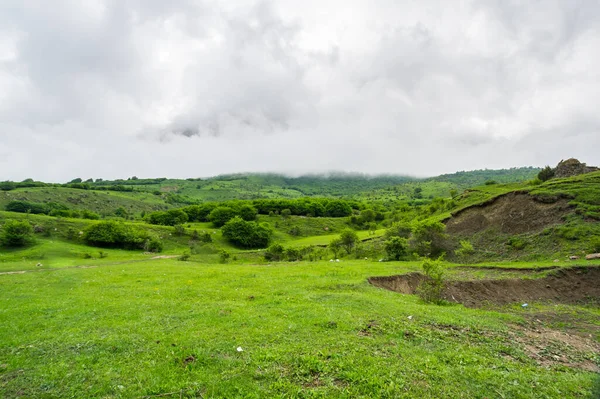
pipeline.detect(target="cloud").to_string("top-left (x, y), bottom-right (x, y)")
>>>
top-left (0, 0), bottom-right (599, 181)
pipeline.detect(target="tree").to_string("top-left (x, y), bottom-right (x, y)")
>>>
top-left (222, 217), bottom-right (272, 249)
top-left (325, 200), bottom-right (352, 217)
top-left (239, 205), bottom-right (258, 221)
top-left (328, 237), bottom-right (342, 258)
top-left (209, 206), bottom-right (236, 227)
top-left (339, 229), bottom-right (359, 254)
top-left (280, 209), bottom-right (292, 219)
top-left (537, 166), bottom-right (555, 182)
top-left (409, 220), bottom-right (448, 258)
top-left (385, 222), bottom-right (412, 239)
top-left (1, 220), bottom-right (34, 247)
top-left (264, 243), bottom-right (285, 261)
top-left (384, 236), bottom-right (408, 260)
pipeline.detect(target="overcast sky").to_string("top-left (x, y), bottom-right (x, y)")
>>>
top-left (1, 0), bottom-right (599, 182)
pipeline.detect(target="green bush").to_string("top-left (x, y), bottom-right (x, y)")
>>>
top-left (83, 221), bottom-right (162, 252)
top-left (221, 217), bottom-right (272, 249)
top-left (209, 207), bottom-right (237, 227)
top-left (147, 209), bottom-right (189, 226)
top-left (416, 258), bottom-right (446, 304)
top-left (264, 243), bottom-right (285, 261)
top-left (284, 247), bottom-right (302, 261)
top-left (218, 249), bottom-right (231, 263)
top-left (506, 236), bottom-right (527, 250)
top-left (384, 236), bottom-right (408, 260)
top-left (409, 220), bottom-right (448, 258)
top-left (1, 220), bottom-right (34, 247)
top-left (339, 229), bottom-right (359, 254)
top-left (455, 240), bottom-right (475, 257)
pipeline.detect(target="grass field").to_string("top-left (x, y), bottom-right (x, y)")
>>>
top-left (1, 258), bottom-right (598, 398)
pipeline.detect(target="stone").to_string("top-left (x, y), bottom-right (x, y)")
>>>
top-left (585, 253), bottom-right (600, 260)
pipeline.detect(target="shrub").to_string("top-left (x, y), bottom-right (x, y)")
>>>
top-left (455, 240), bottom-right (475, 257)
top-left (385, 222), bottom-right (412, 239)
top-left (339, 229), bottom-right (359, 254)
top-left (222, 217), bottom-right (272, 249)
top-left (264, 243), bottom-right (285, 261)
top-left (209, 206), bottom-right (237, 227)
top-left (328, 237), bottom-right (342, 258)
top-left (409, 220), bottom-right (449, 258)
top-left (83, 221), bottom-right (162, 252)
top-left (218, 249), bottom-right (231, 263)
top-left (416, 258), bottom-right (446, 304)
top-left (537, 166), bottom-right (555, 182)
top-left (1, 220), bottom-right (34, 247)
top-left (506, 236), bottom-right (527, 250)
top-left (281, 209), bottom-right (292, 219)
top-left (384, 236), bottom-right (408, 260)
top-left (239, 205), bottom-right (258, 221)
top-left (147, 209), bottom-right (189, 226)
top-left (173, 224), bottom-right (186, 236)
top-left (178, 252), bottom-right (191, 261)
top-left (284, 247), bottom-right (302, 261)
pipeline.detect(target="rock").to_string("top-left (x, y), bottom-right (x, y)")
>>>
top-left (554, 158), bottom-right (599, 178)
top-left (553, 259), bottom-right (560, 263)
top-left (569, 256), bottom-right (579, 260)
top-left (585, 253), bottom-right (600, 260)
top-left (36, 263), bottom-right (43, 267)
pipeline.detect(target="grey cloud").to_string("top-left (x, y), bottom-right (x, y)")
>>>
top-left (0, 0), bottom-right (599, 181)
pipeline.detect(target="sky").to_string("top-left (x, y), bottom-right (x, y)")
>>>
top-left (1, 0), bottom-right (599, 182)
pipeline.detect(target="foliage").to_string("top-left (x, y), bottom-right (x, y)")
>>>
top-left (416, 258), bottom-right (446, 304)
top-left (339, 229), bottom-right (359, 254)
top-left (537, 166), bottom-right (556, 182)
top-left (384, 236), bottom-right (408, 260)
top-left (239, 205), bottom-right (258, 221)
top-left (83, 221), bottom-right (162, 252)
top-left (409, 220), bottom-right (449, 258)
top-left (328, 237), bottom-right (342, 258)
top-left (284, 247), bottom-right (302, 261)
top-left (264, 243), bottom-right (285, 262)
top-left (218, 249), bottom-right (230, 263)
top-left (147, 209), bottom-right (189, 226)
top-left (385, 222), bottom-right (412, 239)
top-left (455, 240), bottom-right (475, 258)
top-left (221, 217), bottom-right (273, 249)
top-left (1, 220), bottom-right (34, 247)
top-left (209, 206), bottom-right (237, 227)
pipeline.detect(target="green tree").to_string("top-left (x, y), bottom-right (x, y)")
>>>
top-left (264, 243), bottom-right (285, 261)
top-left (325, 200), bottom-right (352, 217)
top-left (222, 217), bottom-right (272, 249)
top-left (239, 205), bottom-right (258, 221)
top-left (384, 236), bottom-right (408, 260)
top-left (209, 206), bottom-right (236, 227)
top-left (416, 258), bottom-right (446, 304)
top-left (409, 220), bottom-right (448, 258)
top-left (537, 166), bottom-right (555, 182)
top-left (1, 220), bottom-right (34, 247)
top-left (280, 209), bottom-right (292, 219)
top-left (328, 237), bottom-right (342, 258)
top-left (339, 229), bottom-right (359, 254)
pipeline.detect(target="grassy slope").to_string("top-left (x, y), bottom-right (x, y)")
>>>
top-left (0, 187), bottom-right (169, 216)
top-left (0, 259), bottom-right (597, 398)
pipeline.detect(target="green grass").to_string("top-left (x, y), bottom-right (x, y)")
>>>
top-left (287, 229), bottom-right (386, 248)
top-left (0, 259), bottom-right (597, 398)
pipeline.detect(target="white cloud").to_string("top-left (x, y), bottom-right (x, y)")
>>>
top-left (0, 0), bottom-right (599, 181)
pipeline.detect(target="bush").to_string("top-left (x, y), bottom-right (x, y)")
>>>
top-left (1, 220), bottom-right (34, 247)
top-left (339, 229), bottom-right (359, 254)
top-left (328, 237), bottom-right (343, 258)
top-left (83, 221), bottom-right (162, 252)
top-left (173, 224), bottom-right (186, 236)
top-left (222, 217), bottom-right (273, 249)
top-left (239, 205), bottom-right (258, 221)
top-left (284, 247), bottom-right (302, 261)
top-left (385, 222), bottom-right (411, 239)
top-left (209, 206), bottom-right (237, 227)
top-left (416, 258), bottom-right (446, 304)
top-left (147, 209), bottom-right (189, 226)
top-left (264, 243), bottom-right (285, 261)
top-left (384, 236), bottom-right (408, 260)
top-left (537, 166), bottom-right (555, 182)
top-left (409, 220), bottom-right (448, 258)
top-left (455, 240), bottom-right (475, 258)
top-left (590, 237), bottom-right (600, 253)
top-left (506, 236), bottom-right (527, 250)
top-left (218, 249), bottom-right (231, 263)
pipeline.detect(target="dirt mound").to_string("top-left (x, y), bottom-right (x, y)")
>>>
top-left (445, 192), bottom-right (572, 235)
top-left (369, 266), bottom-right (600, 308)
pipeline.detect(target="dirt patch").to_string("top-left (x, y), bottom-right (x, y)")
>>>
top-left (445, 192), bottom-right (572, 235)
top-left (369, 266), bottom-right (600, 308)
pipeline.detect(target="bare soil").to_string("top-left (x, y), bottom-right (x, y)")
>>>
top-left (445, 192), bottom-right (572, 235)
top-left (368, 266), bottom-right (600, 308)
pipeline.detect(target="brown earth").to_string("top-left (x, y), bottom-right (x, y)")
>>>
top-left (368, 266), bottom-right (600, 308)
top-left (445, 192), bottom-right (572, 235)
